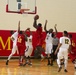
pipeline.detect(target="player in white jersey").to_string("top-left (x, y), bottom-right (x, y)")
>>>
top-left (44, 20), bottom-right (57, 66)
top-left (45, 33), bottom-right (53, 54)
top-left (6, 21), bottom-right (20, 65)
top-left (23, 28), bottom-right (33, 66)
top-left (55, 31), bottom-right (71, 72)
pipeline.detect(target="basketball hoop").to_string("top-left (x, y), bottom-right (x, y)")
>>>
top-left (20, 9), bottom-right (30, 17)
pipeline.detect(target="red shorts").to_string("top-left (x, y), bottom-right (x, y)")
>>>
top-left (35, 36), bottom-right (43, 47)
top-left (18, 45), bottom-right (25, 56)
top-left (69, 53), bottom-right (76, 62)
top-left (36, 39), bottom-right (42, 46)
top-left (68, 49), bottom-right (76, 62)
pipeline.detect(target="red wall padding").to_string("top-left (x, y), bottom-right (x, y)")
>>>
top-left (0, 30), bottom-right (76, 56)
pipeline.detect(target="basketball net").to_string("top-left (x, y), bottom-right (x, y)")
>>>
top-left (20, 9), bottom-right (30, 17)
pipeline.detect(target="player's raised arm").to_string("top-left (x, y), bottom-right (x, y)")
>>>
top-left (33, 19), bottom-right (37, 29)
top-left (25, 28), bottom-right (32, 36)
top-left (44, 20), bottom-right (48, 32)
top-left (24, 28), bottom-right (30, 34)
top-left (23, 30), bottom-right (28, 41)
top-left (28, 28), bottom-right (32, 35)
top-left (18, 21), bottom-right (20, 32)
top-left (54, 24), bottom-right (57, 34)
top-left (33, 15), bottom-right (39, 29)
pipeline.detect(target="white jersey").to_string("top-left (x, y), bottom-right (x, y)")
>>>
top-left (11, 31), bottom-right (18, 46)
top-left (45, 33), bottom-right (53, 54)
top-left (25, 35), bottom-right (33, 57)
top-left (26, 35), bottom-right (32, 46)
top-left (45, 33), bottom-right (53, 44)
top-left (60, 36), bottom-right (71, 50)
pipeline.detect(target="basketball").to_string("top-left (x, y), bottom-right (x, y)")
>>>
top-left (34, 15), bottom-right (39, 20)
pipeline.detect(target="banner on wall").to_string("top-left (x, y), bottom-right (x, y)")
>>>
top-left (0, 30), bottom-right (46, 56)
top-left (0, 30), bottom-right (76, 56)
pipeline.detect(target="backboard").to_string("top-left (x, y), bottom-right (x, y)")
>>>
top-left (6, 0), bottom-right (37, 14)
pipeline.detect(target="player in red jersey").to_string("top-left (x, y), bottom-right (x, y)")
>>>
top-left (33, 15), bottom-right (45, 59)
top-left (17, 30), bottom-right (27, 66)
top-left (68, 34), bottom-right (76, 70)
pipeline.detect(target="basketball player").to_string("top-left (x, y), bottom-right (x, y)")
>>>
top-left (17, 30), bottom-right (27, 66)
top-left (44, 20), bottom-right (57, 66)
top-left (55, 31), bottom-right (71, 72)
top-left (23, 28), bottom-right (33, 66)
top-left (33, 15), bottom-right (44, 60)
top-left (6, 21), bottom-right (20, 65)
top-left (68, 34), bottom-right (76, 70)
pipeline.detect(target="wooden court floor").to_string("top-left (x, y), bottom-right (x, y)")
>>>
top-left (0, 59), bottom-right (76, 75)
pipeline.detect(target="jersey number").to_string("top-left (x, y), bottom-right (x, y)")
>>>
top-left (18, 36), bottom-right (22, 43)
top-left (65, 39), bottom-right (69, 44)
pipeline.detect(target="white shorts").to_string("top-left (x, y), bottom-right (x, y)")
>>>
top-left (45, 44), bottom-right (53, 54)
top-left (25, 45), bottom-right (33, 57)
top-left (12, 45), bottom-right (18, 54)
top-left (57, 48), bottom-right (68, 60)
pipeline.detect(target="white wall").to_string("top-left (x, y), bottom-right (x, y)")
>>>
top-left (0, 0), bottom-right (76, 32)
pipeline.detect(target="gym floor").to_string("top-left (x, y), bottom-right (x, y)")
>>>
top-left (0, 59), bottom-right (75, 75)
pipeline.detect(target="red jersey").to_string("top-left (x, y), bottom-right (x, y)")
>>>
top-left (36, 26), bottom-right (42, 38)
top-left (35, 26), bottom-right (43, 46)
top-left (17, 34), bottom-right (26, 56)
top-left (68, 40), bottom-right (76, 62)
top-left (17, 34), bottom-right (25, 46)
